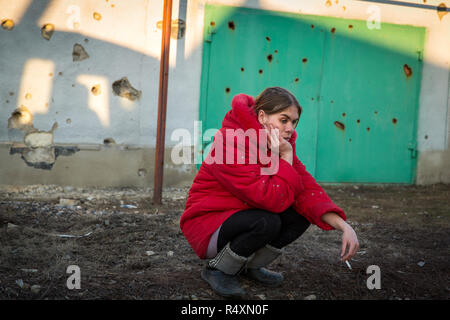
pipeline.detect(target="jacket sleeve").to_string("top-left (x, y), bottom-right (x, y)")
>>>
top-left (292, 153), bottom-right (346, 230)
top-left (209, 158), bottom-right (303, 213)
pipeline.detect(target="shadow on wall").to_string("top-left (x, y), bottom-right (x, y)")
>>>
top-left (0, 0), bottom-right (187, 170)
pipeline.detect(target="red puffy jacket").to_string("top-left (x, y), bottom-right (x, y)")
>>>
top-left (180, 93), bottom-right (346, 259)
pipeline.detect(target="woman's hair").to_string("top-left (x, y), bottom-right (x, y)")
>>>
top-left (253, 87), bottom-right (302, 117)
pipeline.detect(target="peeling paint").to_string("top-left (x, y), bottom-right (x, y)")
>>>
top-left (112, 77), bottom-right (141, 101)
top-left (41, 24), bottom-right (55, 40)
top-left (9, 145), bottom-right (79, 170)
top-left (73, 43), bottom-right (89, 62)
top-left (7, 121), bottom-right (74, 170)
top-left (24, 122), bottom-right (57, 148)
top-left (1, 19), bottom-right (14, 30)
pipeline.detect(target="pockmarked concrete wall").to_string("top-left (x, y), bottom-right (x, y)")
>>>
top-left (0, 0), bottom-right (449, 186)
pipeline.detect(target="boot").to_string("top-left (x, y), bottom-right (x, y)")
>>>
top-left (241, 244), bottom-right (284, 287)
top-left (201, 243), bottom-right (250, 299)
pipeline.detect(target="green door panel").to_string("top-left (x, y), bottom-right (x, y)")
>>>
top-left (199, 4), bottom-right (425, 184)
top-left (314, 20), bottom-right (424, 183)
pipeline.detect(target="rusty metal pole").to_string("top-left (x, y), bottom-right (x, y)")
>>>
top-left (153, 0), bottom-right (173, 205)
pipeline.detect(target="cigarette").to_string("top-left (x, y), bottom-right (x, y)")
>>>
top-left (345, 260), bottom-right (352, 270)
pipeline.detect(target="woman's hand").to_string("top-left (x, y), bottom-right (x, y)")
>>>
top-left (340, 224), bottom-right (359, 262)
top-left (321, 212), bottom-right (360, 262)
top-left (264, 124), bottom-right (293, 164)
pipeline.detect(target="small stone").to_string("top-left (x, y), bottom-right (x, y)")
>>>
top-left (30, 285), bottom-right (41, 294)
top-left (167, 251), bottom-right (174, 257)
top-left (59, 198), bottom-right (77, 206)
top-left (146, 251), bottom-right (155, 256)
top-left (304, 294), bottom-right (317, 300)
top-left (15, 279), bottom-right (24, 288)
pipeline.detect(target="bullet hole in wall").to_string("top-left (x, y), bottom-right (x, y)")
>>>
top-left (91, 84), bottom-right (101, 96)
top-left (1, 19), bottom-right (14, 30)
top-left (225, 87), bottom-right (230, 93)
top-left (112, 77), bottom-right (142, 101)
top-left (302, 58), bottom-right (308, 63)
top-left (437, 3), bottom-right (448, 20)
top-left (259, 69), bottom-right (263, 74)
top-left (93, 12), bottom-right (102, 21)
top-left (8, 106), bottom-right (34, 132)
top-left (41, 23), bottom-right (55, 40)
top-left (103, 138), bottom-right (116, 146)
top-left (228, 21), bottom-right (235, 30)
top-left (73, 43), bottom-right (89, 62)
top-left (241, 67), bottom-right (244, 72)
top-left (266, 36), bottom-right (271, 41)
top-left (267, 54), bottom-right (273, 62)
top-left (138, 168), bottom-right (147, 177)
top-left (331, 27), bottom-right (336, 33)
top-left (334, 121), bottom-right (345, 130)
top-left (403, 64), bottom-right (412, 78)
top-left (392, 118), bottom-right (398, 124)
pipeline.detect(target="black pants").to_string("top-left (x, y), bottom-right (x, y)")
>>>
top-left (217, 207), bottom-right (311, 257)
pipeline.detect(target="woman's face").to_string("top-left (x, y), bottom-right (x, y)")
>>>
top-left (257, 105), bottom-right (299, 141)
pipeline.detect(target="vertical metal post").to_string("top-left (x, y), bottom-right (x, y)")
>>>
top-left (153, 0), bottom-right (173, 204)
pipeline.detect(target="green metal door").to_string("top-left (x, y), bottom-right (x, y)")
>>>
top-left (314, 19), bottom-right (424, 183)
top-left (199, 5), bottom-right (425, 184)
top-left (199, 5), bottom-right (326, 175)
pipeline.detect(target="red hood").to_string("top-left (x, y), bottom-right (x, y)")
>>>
top-left (222, 93), bottom-right (298, 144)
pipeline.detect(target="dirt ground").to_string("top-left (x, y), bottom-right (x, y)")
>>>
top-left (0, 183), bottom-right (449, 300)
